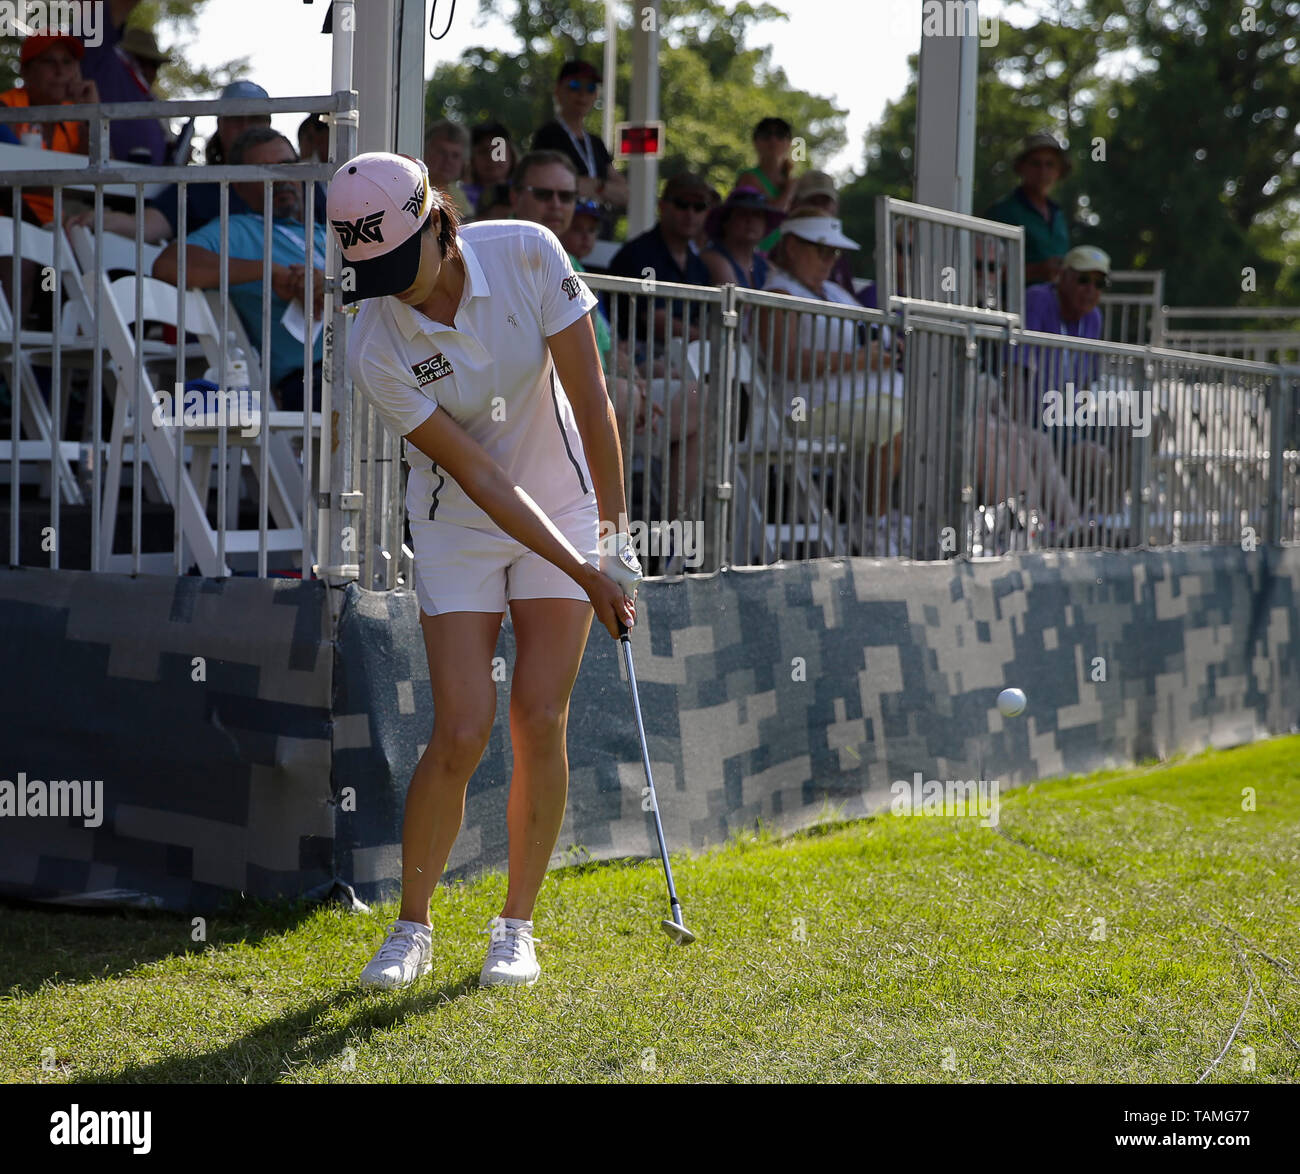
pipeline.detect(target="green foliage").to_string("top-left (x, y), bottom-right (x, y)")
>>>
top-left (425, 0), bottom-right (845, 203)
top-left (1079, 0), bottom-right (1300, 305)
top-left (838, 0), bottom-right (1300, 306)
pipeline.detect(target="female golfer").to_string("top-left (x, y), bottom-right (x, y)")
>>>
top-left (327, 152), bottom-right (642, 989)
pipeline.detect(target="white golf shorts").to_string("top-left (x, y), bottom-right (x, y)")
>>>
top-left (408, 503), bottom-right (600, 616)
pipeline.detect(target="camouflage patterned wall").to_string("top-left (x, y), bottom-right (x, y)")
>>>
top-left (0, 571), bottom-right (333, 911)
top-left (335, 545), bottom-right (1300, 906)
top-left (3, 547), bottom-right (1298, 912)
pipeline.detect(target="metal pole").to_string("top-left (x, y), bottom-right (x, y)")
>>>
top-left (602, 0), bottom-right (618, 152)
top-left (626, 0), bottom-right (660, 237)
top-left (319, 1), bottom-right (360, 591)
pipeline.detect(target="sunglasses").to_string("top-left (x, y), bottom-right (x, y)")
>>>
top-left (797, 239), bottom-right (842, 261)
top-left (520, 185), bottom-right (577, 204)
top-left (565, 79), bottom-right (598, 93)
top-left (1072, 273), bottom-right (1109, 289)
top-left (670, 197), bottom-right (709, 213)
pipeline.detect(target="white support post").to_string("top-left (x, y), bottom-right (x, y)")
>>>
top-left (913, 0), bottom-right (980, 213)
top-left (626, 1), bottom-right (660, 237)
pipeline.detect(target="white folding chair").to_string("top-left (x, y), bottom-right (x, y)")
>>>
top-left (96, 273), bottom-right (312, 574)
top-left (0, 216), bottom-right (91, 504)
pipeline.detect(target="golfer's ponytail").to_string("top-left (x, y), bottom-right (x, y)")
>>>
top-left (425, 187), bottom-right (462, 268)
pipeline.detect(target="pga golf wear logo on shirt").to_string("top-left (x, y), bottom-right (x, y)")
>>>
top-left (561, 275), bottom-right (583, 302)
top-left (0, 772), bottom-right (103, 827)
top-left (50, 1105), bottom-right (151, 1154)
top-left (411, 353), bottom-right (454, 386)
top-left (332, 211), bottom-right (385, 248)
top-left (0, 1), bottom-right (103, 46)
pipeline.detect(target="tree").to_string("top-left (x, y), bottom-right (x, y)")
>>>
top-left (1081, 0), bottom-right (1300, 305)
top-left (837, 0), bottom-right (1300, 306)
top-left (425, 0), bottom-right (846, 211)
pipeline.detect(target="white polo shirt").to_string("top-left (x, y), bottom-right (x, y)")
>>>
top-left (347, 220), bottom-right (601, 531)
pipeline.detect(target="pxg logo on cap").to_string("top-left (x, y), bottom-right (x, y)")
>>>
top-left (327, 152), bottom-right (436, 304)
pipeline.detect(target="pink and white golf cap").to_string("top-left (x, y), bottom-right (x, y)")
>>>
top-left (327, 152), bottom-right (437, 304)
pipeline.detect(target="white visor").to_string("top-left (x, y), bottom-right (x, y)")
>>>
top-left (779, 216), bottom-right (860, 251)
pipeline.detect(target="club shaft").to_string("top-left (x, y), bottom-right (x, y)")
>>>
top-left (620, 634), bottom-right (683, 908)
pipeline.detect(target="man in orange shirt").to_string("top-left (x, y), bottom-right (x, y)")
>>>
top-left (1, 35), bottom-right (98, 334)
top-left (0, 34), bottom-right (99, 225)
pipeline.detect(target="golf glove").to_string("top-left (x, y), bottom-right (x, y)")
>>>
top-left (598, 531), bottom-right (643, 596)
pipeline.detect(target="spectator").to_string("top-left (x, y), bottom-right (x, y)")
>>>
top-left (423, 119), bottom-right (472, 219)
top-left (76, 1), bottom-right (169, 164)
top-left (692, 184), bottom-right (721, 254)
top-left (735, 117), bottom-right (799, 251)
top-left (786, 169), bottom-right (863, 301)
top-left (759, 207), bottom-right (886, 395)
top-left (1018, 244), bottom-right (1109, 415)
top-left (204, 81), bottom-right (272, 165)
top-left (0, 35), bottom-right (97, 331)
top-left (701, 188), bottom-right (784, 289)
top-left (0, 35), bottom-right (97, 225)
top-left (983, 132), bottom-right (1072, 285)
top-left (509, 151), bottom-right (606, 360)
top-left (297, 113), bottom-right (330, 164)
top-left (559, 197), bottom-right (604, 270)
top-left (464, 120), bottom-right (517, 220)
top-left (152, 128), bottom-right (327, 411)
top-left (531, 60), bottom-right (628, 231)
top-left (985, 244), bottom-right (1113, 538)
top-left (757, 207), bottom-right (907, 530)
top-left (607, 172), bottom-right (713, 345)
top-left (70, 79), bottom-right (326, 244)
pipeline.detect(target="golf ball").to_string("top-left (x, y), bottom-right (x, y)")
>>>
top-left (997, 687), bottom-right (1027, 717)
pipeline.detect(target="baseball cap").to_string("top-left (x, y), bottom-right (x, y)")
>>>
top-left (572, 198), bottom-right (604, 221)
top-left (705, 188), bottom-right (784, 241)
top-left (780, 215), bottom-right (860, 251)
top-left (220, 80), bottom-right (269, 101)
top-left (328, 152), bottom-right (436, 305)
top-left (120, 27), bottom-right (171, 65)
top-left (1014, 131), bottom-right (1071, 176)
top-left (791, 170), bottom-right (837, 203)
top-left (1063, 245), bottom-right (1111, 275)
top-left (21, 35), bottom-right (84, 66)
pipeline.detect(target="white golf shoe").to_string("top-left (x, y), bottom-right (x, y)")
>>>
top-left (479, 916), bottom-right (541, 987)
top-left (359, 920), bottom-right (433, 990)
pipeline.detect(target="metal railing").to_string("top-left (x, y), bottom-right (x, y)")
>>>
top-left (1159, 306), bottom-right (1300, 366)
top-left (0, 92), bottom-right (362, 581)
top-left (1100, 270), bottom-right (1165, 346)
top-left (876, 196), bottom-right (1027, 320)
top-left (5, 120), bottom-right (1298, 583)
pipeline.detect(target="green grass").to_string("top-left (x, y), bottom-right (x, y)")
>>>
top-left (3, 737), bottom-right (1298, 1083)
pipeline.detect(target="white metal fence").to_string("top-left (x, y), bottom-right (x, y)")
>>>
top-left (3, 134), bottom-right (1298, 583)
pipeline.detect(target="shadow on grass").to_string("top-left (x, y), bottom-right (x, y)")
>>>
top-left (0, 894), bottom-right (339, 999)
top-left (70, 972), bottom-right (486, 1084)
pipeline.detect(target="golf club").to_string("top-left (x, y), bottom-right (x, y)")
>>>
top-left (618, 619), bottom-right (696, 945)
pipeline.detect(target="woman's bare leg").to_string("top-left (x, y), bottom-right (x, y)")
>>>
top-left (500, 597), bottom-right (594, 921)
top-left (398, 608), bottom-right (504, 926)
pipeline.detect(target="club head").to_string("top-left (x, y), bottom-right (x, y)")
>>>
top-left (661, 918), bottom-right (696, 946)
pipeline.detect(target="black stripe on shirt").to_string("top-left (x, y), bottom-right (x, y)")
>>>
top-left (427, 460), bottom-right (446, 521)
top-left (550, 369), bottom-right (588, 495)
